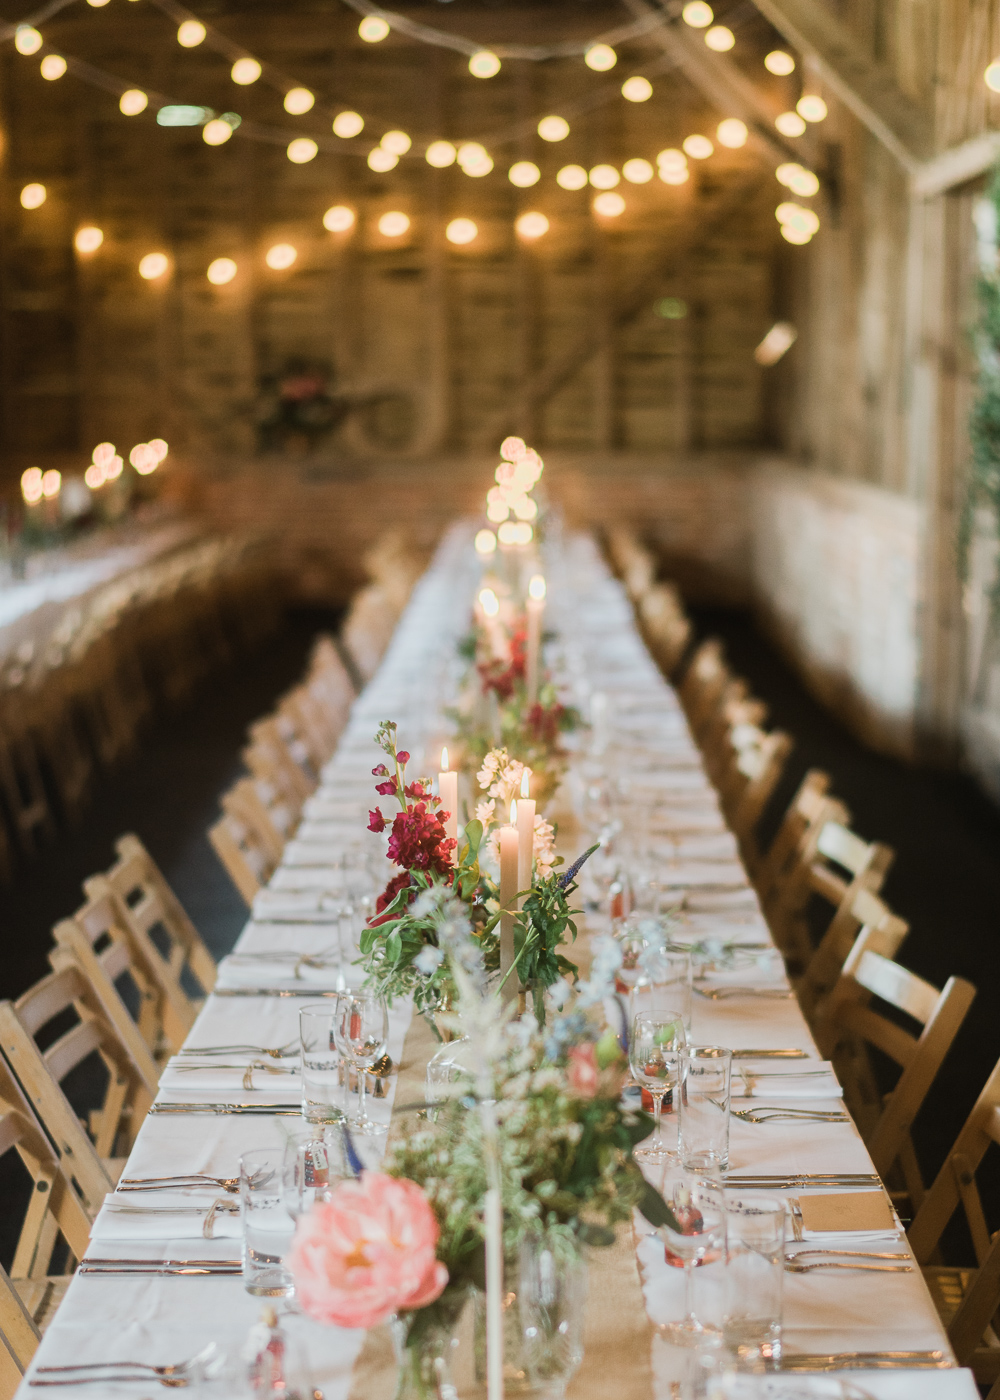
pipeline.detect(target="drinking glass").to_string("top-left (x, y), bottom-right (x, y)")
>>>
top-left (300, 1000), bottom-right (346, 1125)
top-left (335, 991), bottom-right (389, 1137)
top-left (240, 1147), bottom-right (295, 1297)
top-left (631, 945), bottom-right (693, 1034)
top-left (518, 1233), bottom-right (588, 1397)
top-left (659, 1164), bottom-right (726, 1345)
top-left (723, 1194), bottom-right (785, 1367)
top-left (629, 1011), bottom-right (686, 1164)
top-left (282, 1132), bottom-right (331, 1221)
top-left (678, 1046), bottom-right (733, 1172)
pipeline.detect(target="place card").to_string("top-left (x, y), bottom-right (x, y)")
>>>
top-left (798, 1192), bottom-right (895, 1235)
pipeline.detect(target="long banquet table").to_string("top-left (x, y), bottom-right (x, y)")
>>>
top-left (15, 524), bottom-right (978, 1399)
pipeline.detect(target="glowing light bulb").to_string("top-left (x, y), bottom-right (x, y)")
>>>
top-left (513, 495), bottom-right (538, 520)
top-left (359, 15), bottom-right (389, 42)
top-left (585, 44), bottom-right (617, 71)
top-left (265, 243), bottom-right (297, 269)
top-left (119, 89), bottom-right (148, 115)
top-left (139, 252), bottom-right (169, 279)
top-left (528, 574), bottom-right (546, 601)
top-left (469, 50), bottom-right (500, 79)
top-left (40, 54), bottom-right (66, 80)
top-left (107, 454), bottom-right (124, 479)
top-left (589, 164), bottom-right (620, 189)
top-left (20, 183), bottom-right (46, 209)
top-left (475, 529), bottom-right (497, 554)
top-left (284, 87), bottom-right (314, 115)
top-left (509, 161), bottom-right (540, 188)
top-left (378, 211), bottom-right (409, 237)
top-left (149, 439), bottom-right (168, 461)
top-left (682, 2), bottom-right (713, 27)
top-left (683, 134), bottom-right (713, 159)
top-left (231, 58), bottom-right (261, 85)
top-left (203, 119), bottom-right (233, 146)
top-left (516, 211), bottom-right (549, 239)
top-left (446, 218), bottom-right (477, 245)
top-left (780, 224), bottom-right (812, 244)
top-left (716, 118), bottom-right (748, 148)
top-left (207, 257), bottom-right (237, 285)
top-left (381, 130), bottom-right (411, 155)
top-left (323, 205), bottom-right (355, 232)
top-left (130, 442), bottom-right (159, 474)
top-left (556, 164), bottom-right (588, 191)
top-left (622, 158), bottom-right (653, 183)
top-left (287, 138), bottom-right (318, 164)
top-left (486, 498), bottom-right (509, 523)
top-left (593, 191), bottom-right (625, 217)
top-left (177, 20), bottom-right (206, 47)
top-left (775, 202), bottom-right (819, 235)
top-left (479, 588), bottom-right (499, 616)
top-left (705, 25), bottom-right (734, 51)
top-left (796, 94), bottom-right (828, 122)
top-left (987, 61), bottom-right (1000, 93)
top-left (75, 226), bottom-right (103, 253)
top-left (538, 115), bottom-right (570, 142)
top-left (333, 110), bottom-right (364, 138)
top-left (85, 463), bottom-right (106, 489)
top-left (425, 140), bottom-right (456, 167)
top-left (21, 468), bottom-right (43, 504)
top-left (457, 143), bottom-right (493, 177)
top-left (622, 76), bottom-right (652, 102)
top-left (754, 322), bottom-right (797, 365)
top-left (659, 165), bottom-right (689, 185)
top-left (15, 26), bottom-right (43, 55)
top-left (765, 50), bottom-right (795, 76)
top-left (775, 111), bottom-right (806, 137)
top-left (368, 147), bottom-right (398, 172)
top-left (92, 443), bottom-right (116, 467)
top-left (41, 469), bottom-right (62, 498)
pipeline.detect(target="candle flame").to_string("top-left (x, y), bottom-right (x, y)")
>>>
top-left (441, 746), bottom-right (449, 771)
top-left (520, 769), bottom-right (530, 798)
top-left (479, 587), bottom-right (500, 617)
top-left (528, 574), bottom-right (546, 601)
top-left (510, 799), bottom-right (517, 825)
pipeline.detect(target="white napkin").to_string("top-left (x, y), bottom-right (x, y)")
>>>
top-left (216, 954), bottom-right (347, 989)
top-left (672, 832), bottom-right (740, 860)
top-left (90, 1193), bottom-right (242, 1242)
top-left (657, 861), bottom-right (750, 889)
top-left (683, 887), bottom-right (760, 912)
top-left (252, 889), bottom-right (342, 920)
top-left (734, 1062), bottom-right (842, 1099)
top-left (158, 1059), bottom-right (301, 1094)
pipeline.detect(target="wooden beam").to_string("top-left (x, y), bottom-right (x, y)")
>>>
top-left (484, 169), bottom-right (762, 443)
top-left (913, 133), bottom-right (1000, 199)
top-left (748, 0), bottom-right (931, 169)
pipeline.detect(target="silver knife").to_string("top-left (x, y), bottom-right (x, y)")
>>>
top-left (213, 988), bottom-right (343, 998)
top-left (780, 1350), bottom-right (949, 1371)
top-left (149, 1102), bottom-right (301, 1115)
top-left (730, 1049), bottom-right (811, 1059)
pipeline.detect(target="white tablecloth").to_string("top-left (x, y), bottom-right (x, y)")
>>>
top-left (16, 523), bottom-right (976, 1399)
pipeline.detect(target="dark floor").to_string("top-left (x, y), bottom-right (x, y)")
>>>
top-left (690, 605), bottom-right (1000, 1248)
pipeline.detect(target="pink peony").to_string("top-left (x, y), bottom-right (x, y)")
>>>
top-left (287, 1172), bottom-right (448, 1330)
top-left (567, 1043), bottom-right (599, 1098)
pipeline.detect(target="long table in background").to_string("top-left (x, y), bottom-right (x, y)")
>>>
top-left (15, 524), bottom-right (977, 1399)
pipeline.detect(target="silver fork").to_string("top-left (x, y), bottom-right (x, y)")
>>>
top-left (785, 1259), bottom-right (912, 1273)
top-left (730, 1106), bottom-right (849, 1124)
top-left (35, 1343), bottom-right (219, 1380)
top-left (694, 985), bottom-right (795, 1000)
top-left (176, 1042), bottom-right (298, 1059)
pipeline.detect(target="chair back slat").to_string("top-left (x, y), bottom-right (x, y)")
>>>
top-left (815, 822), bottom-right (872, 873)
top-left (851, 948), bottom-right (941, 1024)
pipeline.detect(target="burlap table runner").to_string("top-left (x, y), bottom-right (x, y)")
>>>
top-left (347, 1009), bottom-right (655, 1400)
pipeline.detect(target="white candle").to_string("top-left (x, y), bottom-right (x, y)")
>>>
top-left (484, 1185), bottom-right (503, 1400)
top-left (525, 574), bottom-right (545, 705)
top-left (438, 748), bottom-right (459, 845)
top-left (515, 770), bottom-right (535, 896)
top-left (499, 805), bottom-right (519, 1007)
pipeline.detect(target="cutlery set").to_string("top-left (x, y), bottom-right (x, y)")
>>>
top-left (730, 1105), bottom-right (850, 1124)
top-left (30, 1343), bottom-right (225, 1387)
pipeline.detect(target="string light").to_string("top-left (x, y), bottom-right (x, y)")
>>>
top-left (622, 158), bottom-right (653, 183)
top-left (381, 130), bottom-right (411, 154)
top-left (479, 586), bottom-right (500, 614)
top-left (368, 147), bottom-right (398, 171)
top-left (378, 211), bottom-right (409, 237)
top-left (986, 61), bottom-right (1000, 93)
top-left (231, 57), bottom-right (261, 85)
top-left (716, 118), bottom-right (748, 148)
top-left (20, 184), bottom-right (46, 209)
top-left (796, 94), bottom-right (828, 122)
top-left (323, 205), bottom-right (356, 232)
top-left (359, 15), bottom-right (390, 42)
top-left (157, 104), bottom-right (208, 127)
top-left (41, 469), bottom-right (62, 499)
top-left (207, 257), bottom-right (237, 284)
top-left (516, 211), bottom-right (549, 238)
top-left (333, 110), bottom-right (364, 138)
top-left (88, 1), bottom-right (111, 8)
top-left (21, 468), bottom-right (44, 504)
top-left (776, 202), bottom-right (819, 243)
top-left (40, 55), bottom-right (67, 80)
top-left (513, 495), bottom-right (538, 521)
top-left (107, 453), bottom-right (124, 479)
top-left (288, 138), bottom-right (318, 163)
top-left (120, 89), bottom-right (148, 115)
top-left (458, 143), bottom-right (493, 177)
top-left (509, 161), bottom-right (540, 188)
top-left (705, 26), bottom-right (734, 51)
top-left (754, 322), bottom-right (797, 364)
top-left (177, 20), bottom-right (206, 47)
top-left (499, 521), bottom-right (533, 546)
top-left (593, 191), bottom-right (625, 217)
top-left (446, 217), bottom-right (477, 244)
top-left (765, 50), bottom-right (796, 75)
top-left (776, 162), bottom-right (819, 197)
top-left (657, 150), bottom-right (689, 186)
top-left (284, 87), bottom-right (315, 115)
top-left (150, 439), bottom-right (169, 462)
top-left (75, 226), bottom-right (103, 253)
top-left (538, 115), bottom-right (570, 142)
top-left (775, 111), bottom-right (806, 137)
top-left (130, 442), bottom-right (159, 474)
top-left (139, 252), bottom-right (169, 279)
top-left (265, 243), bottom-right (297, 269)
top-left (425, 140), bottom-right (457, 167)
top-left (584, 44), bottom-right (617, 71)
top-left (683, 134), bottom-right (713, 159)
top-left (93, 442), bottom-right (116, 469)
top-left (475, 529), bottom-right (497, 554)
top-left (557, 165), bottom-right (588, 190)
top-left (203, 119), bottom-right (233, 146)
top-left (469, 50), bottom-right (500, 79)
top-left (622, 76), bottom-right (652, 102)
top-left (14, 26), bottom-right (43, 56)
top-left (589, 164), bottom-right (620, 189)
top-left (85, 462), bottom-right (106, 488)
top-left (682, 2), bottom-right (713, 27)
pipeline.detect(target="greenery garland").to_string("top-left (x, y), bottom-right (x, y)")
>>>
top-left (964, 167), bottom-right (1000, 595)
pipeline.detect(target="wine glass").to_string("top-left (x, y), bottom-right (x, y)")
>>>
top-left (282, 1134), bottom-right (331, 1220)
top-left (659, 1163), bottom-right (726, 1346)
top-left (629, 1011), bottom-right (686, 1163)
top-left (335, 992), bottom-right (388, 1137)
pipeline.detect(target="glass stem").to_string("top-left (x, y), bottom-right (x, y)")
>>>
top-left (357, 1064), bottom-right (367, 1123)
top-left (652, 1089), bottom-right (664, 1141)
top-left (683, 1260), bottom-right (695, 1324)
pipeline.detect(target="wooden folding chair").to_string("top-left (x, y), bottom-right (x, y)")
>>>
top-left (245, 717), bottom-right (317, 805)
top-left (813, 931), bottom-right (976, 1208)
top-left (753, 769), bottom-right (840, 902)
top-left (0, 1054), bottom-right (93, 1343)
top-left (221, 779), bottom-right (286, 864)
top-left (0, 710), bottom-right (55, 856)
top-left (637, 584), bottom-right (693, 678)
top-left (83, 834), bottom-right (216, 1010)
top-left (341, 585), bottom-right (398, 684)
top-left (701, 696), bottom-right (769, 789)
top-left (678, 639), bottom-right (733, 741)
top-left (795, 886), bottom-right (909, 1022)
top-left (719, 728), bottom-right (794, 864)
top-left (908, 1055), bottom-right (1000, 1391)
top-left (279, 687), bottom-right (337, 772)
top-left (0, 962), bottom-right (152, 1207)
top-left (0, 1260), bottom-right (41, 1399)
top-left (606, 525), bottom-right (657, 601)
top-left (209, 811), bottom-right (273, 906)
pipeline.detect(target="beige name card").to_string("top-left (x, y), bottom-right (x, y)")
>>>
top-left (798, 1192), bottom-right (895, 1234)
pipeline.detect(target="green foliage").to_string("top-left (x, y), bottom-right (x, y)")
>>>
top-left (965, 167), bottom-right (1000, 588)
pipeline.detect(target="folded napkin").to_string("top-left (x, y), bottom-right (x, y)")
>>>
top-left (216, 954), bottom-right (348, 990)
top-left (796, 1192), bottom-right (899, 1239)
top-left (91, 1193), bottom-right (242, 1242)
top-left (252, 889), bottom-right (342, 920)
top-left (734, 1062), bottom-right (841, 1099)
top-left (159, 1058), bottom-right (302, 1094)
top-left (695, 951), bottom-right (786, 986)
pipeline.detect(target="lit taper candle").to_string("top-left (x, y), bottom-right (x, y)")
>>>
top-left (498, 800), bottom-right (519, 1006)
top-left (515, 769), bottom-right (535, 896)
top-left (438, 747), bottom-right (459, 845)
